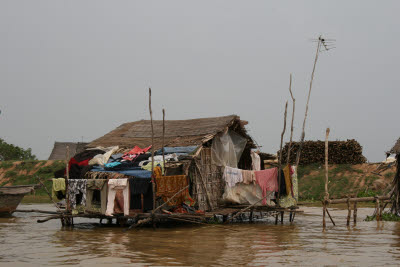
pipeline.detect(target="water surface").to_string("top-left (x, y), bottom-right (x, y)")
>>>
top-left (1, 204), bottom-right (400, 266)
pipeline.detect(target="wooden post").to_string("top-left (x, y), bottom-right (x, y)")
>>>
top-left (249, 209), bottom-right (254, 223)
top-left (324, 128), bottom-right (330, 199)
top-left (277, 101), bottom-right (288, 204)
top-left (286, 74), bottom-right (295, 165)
top-left (280, 211), bottom-right (284, 224)
top-left (322, 201), bottom-right (326, 228)
top-left (353, 201), bottom-right (357, 224)
top-left (275, 213), bottom-right (279, 225)
top-left (295, 36), bottom-right (322, 167)
top-left (376, 197), bottom-right (380, 221)
top-left (347, 197), bottom-right (351, 226)
top-left (149, 88), bottom-right (156, 211)
top-left (323, 128), bottom-right (330, 229)
top-left (162, 109), bottom-right (166, 175)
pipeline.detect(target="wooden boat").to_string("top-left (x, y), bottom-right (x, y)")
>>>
top-left (0, 185), bottom-right (35, 216)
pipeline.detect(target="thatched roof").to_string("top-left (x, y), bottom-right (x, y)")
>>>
top-left (389, 138), bottom-right (400, 155)
top-left (48, 142), bottom-right (88, 160)
top-left (88, 115), bottom-right (254, 150)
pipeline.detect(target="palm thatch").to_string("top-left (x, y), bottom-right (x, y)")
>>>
top-left (87, 115), bottom-right (255, 150)
top-left (48, 142), bottom-right (88, 160)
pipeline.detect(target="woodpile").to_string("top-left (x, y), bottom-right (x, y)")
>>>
top-left (280, 139), bottom-right (367, 165)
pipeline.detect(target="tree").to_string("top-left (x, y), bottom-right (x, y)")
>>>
top-left (0, 138), bottom-right (37, 161)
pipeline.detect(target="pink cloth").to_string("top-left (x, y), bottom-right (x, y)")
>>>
top-left (255, 168), bottom-right (278, 205)
top-left (122, 145), bottom-right (152, 161)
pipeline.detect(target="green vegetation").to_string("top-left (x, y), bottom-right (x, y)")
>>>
top-left (357, 189), bottom-right (382, 198)
top-left (1, 160), bottom-right (65, 198)
top-left (0, 138), bottom-right (37, 160)
top-left (0, 161), bottom-right (14, 169)
top-left (298, 164), bottom-right (384, 201)
top-left (5, 170), bottom-right (17, 178)
top-left (365, 212), bottom-right (400, 222)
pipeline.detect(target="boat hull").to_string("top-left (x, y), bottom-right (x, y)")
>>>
top-left (0, 186), bottom-right (34, 217)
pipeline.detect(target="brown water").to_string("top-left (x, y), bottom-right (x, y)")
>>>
top-left (1, 204), bottom-right (400, 266)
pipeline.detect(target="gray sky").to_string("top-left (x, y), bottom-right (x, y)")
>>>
top-left (1, 1), bottom-right (399, 162)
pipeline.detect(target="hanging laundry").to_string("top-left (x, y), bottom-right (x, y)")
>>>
top-left (279, 166), bottom-right (298, 208)
top-left (223, 166), bottom-right (243, 187)
top-left (154, 171), bottom-right (194, 206)
top-left (52, 178), bottom-right (65, 201)
top-left (105, 179), bottom-right (129, 216)
top-left (86, 179), bottom-right (108, 214)
top-left (141, 161), bottom-right (164, 174)
top-left (283, 165), bottom-right (293, 197)
top-left (241, 170), bottom-right (256, 184)
top-left (278, 169), bottom-right (287, 197)
top-left (67, 179), bottom-right (87, 209)
top-left (255, 168), bottom-right (278, 205)
top-left (251, 151), bottom-right (261, 171)
top-left (122, 145), bottom-right (152, 161)
top-left (129, 177), bottom-right (153, 211)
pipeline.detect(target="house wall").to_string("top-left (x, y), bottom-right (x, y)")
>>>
top-left (189, 148), bottom-right (224, 211)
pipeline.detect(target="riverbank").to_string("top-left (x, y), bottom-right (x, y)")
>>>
top-left (2, 161), bottom-right (395, 204)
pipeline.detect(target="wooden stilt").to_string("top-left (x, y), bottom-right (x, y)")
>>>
top-left (353, 201), bottom-right (357, 224)
top-left (289, 212), bottom-right (293, 223)
top-left (280, 211), bottom-right (284, 224)
top-left (249, 209), bottom-right (254, 223)
top-left (347, 197), bottom-right (351, 226)
top-left (323, 202), bottom-right (326, 228)
top-left (275, 213), bottom-right (279, 225)
top-left (376, 198), bottom-right (380, 221)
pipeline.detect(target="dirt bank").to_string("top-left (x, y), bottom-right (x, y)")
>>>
top-left (298, 163), bottom-right (396, 200)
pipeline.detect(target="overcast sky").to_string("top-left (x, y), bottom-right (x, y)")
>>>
top-left (1, 1), bottom-right (399, 162)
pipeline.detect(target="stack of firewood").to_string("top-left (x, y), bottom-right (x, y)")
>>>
top-left (280, 139), bottom-right (367, 165)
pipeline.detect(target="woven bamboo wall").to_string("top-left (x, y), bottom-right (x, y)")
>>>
top-left (189, 148), bottom-right (224, 211)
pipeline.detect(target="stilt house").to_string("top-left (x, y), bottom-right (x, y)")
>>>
top-left (87, 115), bottom-right (256, 211)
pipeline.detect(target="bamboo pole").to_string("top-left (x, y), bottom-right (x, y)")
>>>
top-left (36, 176), bottom-right (64, 215)
top-left (149, 88), bottom-right (156, 211)
top-left (324, 128), bottom-right (330, 199)
top-left (162, 108), bottom-right (166, 175)
top-left (323, 128), bottom-right (330, 229)
top-left (322, 201), bottom-right (326, 229)
top-left (277, 101), bottom-right (288, 204)
top-left (325, 208), bottom-right (335, 226)
top-left (286, 74), bottom-right (295, 164)
top-left (65, 146), bottom-right (71, 226)
top-left (295, 36), bottom-right (322, 167)
top-left (328, 195), bottom-right (390, 204)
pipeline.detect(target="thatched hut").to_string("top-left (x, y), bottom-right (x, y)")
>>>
top-left (87, 115), bottom-right (256, 211)
top-left (388, 138), bottom-right (400, 215)
top-left (48, 142), bottom-right (89, 160)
